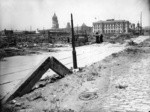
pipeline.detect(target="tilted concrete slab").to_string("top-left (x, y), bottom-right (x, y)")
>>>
top-left (2, 56), bottom-right (72, 104)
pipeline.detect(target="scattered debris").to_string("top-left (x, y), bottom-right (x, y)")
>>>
top-left (88, 67), bottom-right (99, 76)
top-left (32, 81), bottom-right (47, 90)
top-left (86, 75), bottom-right (95, 81)
top-left (42, 108), bottom-right (75, 112)
top-left (6, 99), bottom-right (29, 110)
top-left (115, 84), bottom-right (128, 89)
top-left (14, 102), bottom-right (23, 107)
top-left (26, 92), bottom-right (42, 101)
top-left (125, 47), bottom-right (144, 55)
top-left (64, 83), bottom-right (69, 87)
top-left (0, 104), bottom-right (18, 112)
top-left (109, 40), bottom-right (116, 44)
top-left (126, 40), bottom-right (137, 46)
top-left (10, 99), bottom-right (16, 104)
top-left (110, 36), bottom-right (117, 39)
top-left (112, 53), bottom-right (118, 58)
top-left (42, 96), bottom-right (47, 101)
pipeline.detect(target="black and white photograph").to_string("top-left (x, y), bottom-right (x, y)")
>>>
top-left (0, 0), bottom-right (150, 111)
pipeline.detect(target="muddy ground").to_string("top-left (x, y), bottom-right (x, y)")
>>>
top-left (0, 34), bottom-right (136, 60)
top-left (1, 37), bottom-right (150, 112)
top-left (0, 43), bottom-right (68, 60)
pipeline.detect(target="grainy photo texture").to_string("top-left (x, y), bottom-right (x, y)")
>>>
top-left (0, 0), bottom-right (150, 111)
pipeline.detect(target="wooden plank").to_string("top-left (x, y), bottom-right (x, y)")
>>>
top-left (3, 57), bottom-right (51, 103)
top-left (50, 57), bottom-right (72, 77)
top-left (2, 56), bottom-right (72, 104)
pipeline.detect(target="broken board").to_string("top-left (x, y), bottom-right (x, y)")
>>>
top-left (2, 56), bottom-right (72, 104)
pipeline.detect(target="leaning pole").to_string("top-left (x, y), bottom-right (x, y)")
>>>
top-left (71, 13), bottom-right (77, 69)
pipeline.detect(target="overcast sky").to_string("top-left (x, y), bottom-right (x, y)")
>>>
top-left (0, 0), bottom-right (149, 30)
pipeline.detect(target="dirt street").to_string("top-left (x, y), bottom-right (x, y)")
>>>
top-left (1, 37), bottom-right (150, 112)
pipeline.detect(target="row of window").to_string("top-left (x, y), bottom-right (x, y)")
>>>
top-left (104, 27), bottom-right (123, 29)
top-left (94, 29), bottom-right (127, 33)
top-left (94, 26), bottom-right (127, 29)
top-left (94, 26), bottom-right (130, 30)
top-left (104, 30), bottom-right (123, 33)
top-left (94, 23), bottom-right (129, 29)
top-left (94, 24), bottom-right (123, 28)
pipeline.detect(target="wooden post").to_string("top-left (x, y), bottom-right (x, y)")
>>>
top-left (71, 13), bottom-right (77, 69)
top-left (50, 57), bottom-right (72, 77)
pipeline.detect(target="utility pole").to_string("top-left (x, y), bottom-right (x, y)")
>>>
top-left (71, 13), bottom-right (77, 69)
top-left (138, 21), bottom-right (140, 36)
top-left (140, 12), bottom-right (142, 35)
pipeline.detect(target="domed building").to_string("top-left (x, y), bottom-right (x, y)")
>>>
top-left (52, 13), bottom-right (59, 29)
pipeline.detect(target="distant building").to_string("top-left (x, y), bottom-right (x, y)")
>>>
top-left (143, 26), bottom-right (150, 35)
top-left (93, 19), bottom-right (131, 34)
top-left (48, 30), bottom-right (70, 43)
top-left (130, 23), bottom-right (135, 30)
top-left (4, 29), bottom-right (13, 36)
top-left (52, 13), bottom-right (59, 29)
top-left (39, 15), bottom-right (91, 44)
top-left (66, 22), bottom-right (71, 29)
top-left (135, 22), bottom-right (142, 35)
top-left (74, 23), bottom-right (92, 35)
top-left (65, 22), bottom-right (71, 33)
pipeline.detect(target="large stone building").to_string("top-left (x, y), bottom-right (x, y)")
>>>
top-left (52, 13), bottom-right (59, 29)
top-left (93, 19), bottom-right (131, 34)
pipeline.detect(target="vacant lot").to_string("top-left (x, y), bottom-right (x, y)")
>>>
top-left (1, 37), bottom-right (150, 112)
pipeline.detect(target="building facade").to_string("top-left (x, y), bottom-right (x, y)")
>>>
top-left (129, 23), bottom-right (135, 30)
top-left (135, 22), bottom-right (143, 35)
top-left (93, 19), bottom-right (130, 34)
top-left (52, 13), bottom-right (59, 29)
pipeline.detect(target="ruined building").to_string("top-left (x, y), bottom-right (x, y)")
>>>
top-left (52, 13), bottom-right (59, 29)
